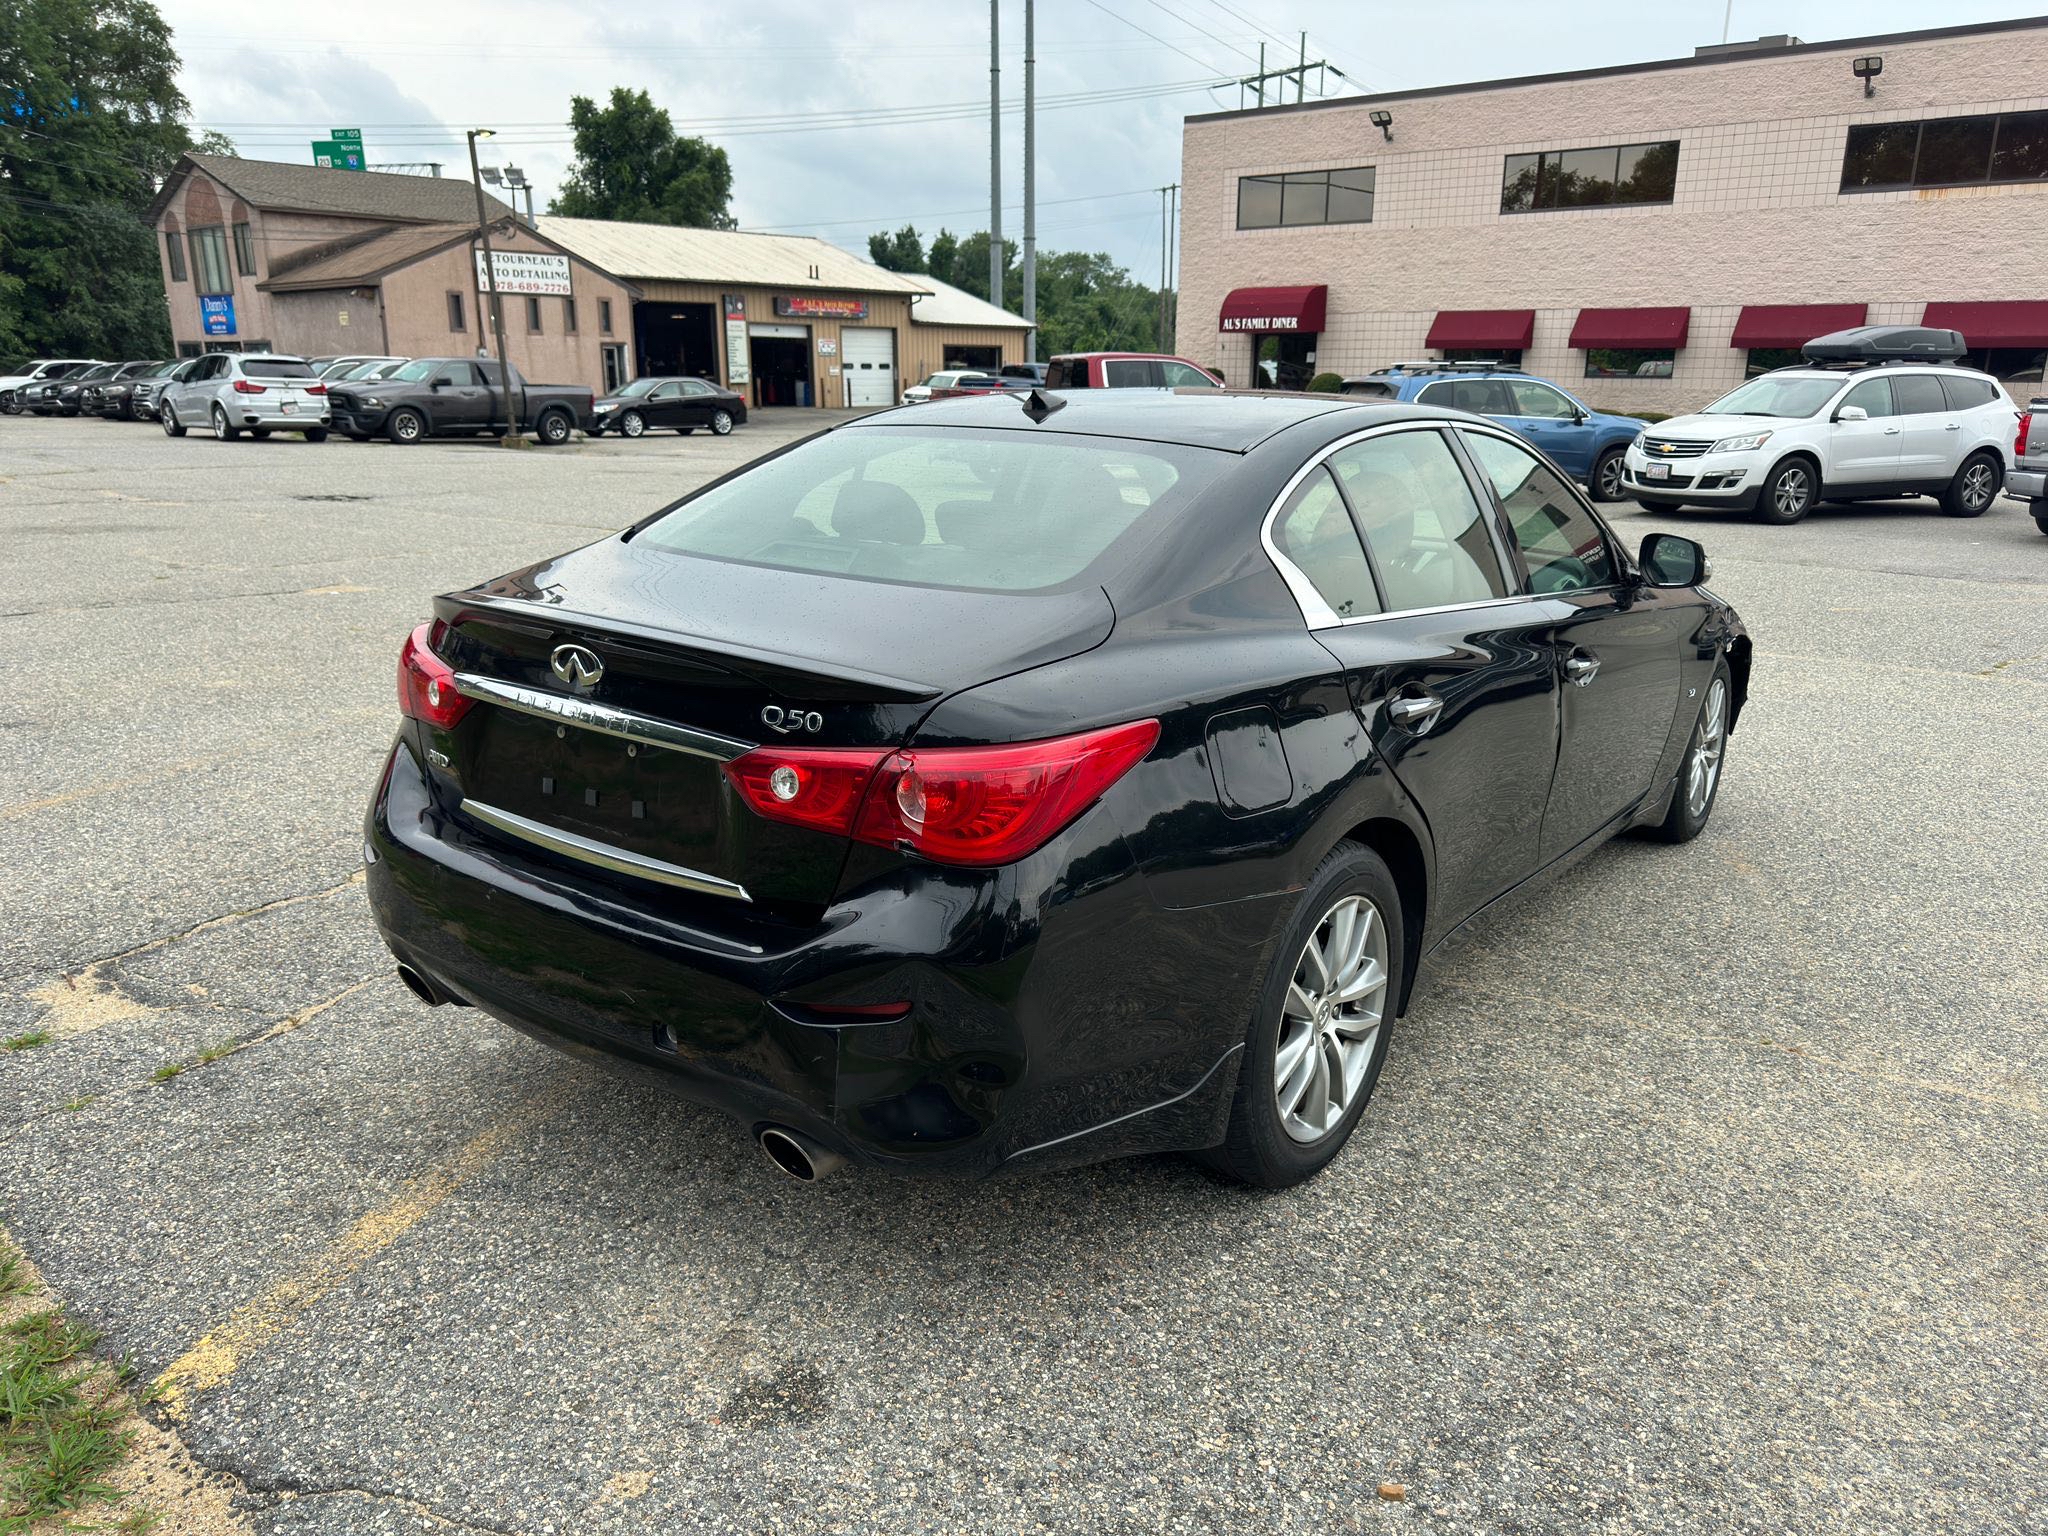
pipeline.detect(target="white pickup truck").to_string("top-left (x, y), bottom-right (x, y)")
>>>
top-left (2013, 397), bottom-right (2048, 536)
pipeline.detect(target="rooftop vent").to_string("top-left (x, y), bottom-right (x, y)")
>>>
top-left (1695, 34), bottom-right (1804, 57)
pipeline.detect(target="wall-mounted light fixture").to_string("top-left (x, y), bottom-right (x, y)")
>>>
top-left (1369, 109), bottom-right (1394, 141)
top-left (1852, 55), bottom-right (1883, 97)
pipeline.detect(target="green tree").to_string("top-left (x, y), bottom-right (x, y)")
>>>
top-left (885, 225), bottom-right (1167, 352)
top-left (549, 88), bottom-right (735, 228)
top-left (0, 0), bottom-right (193, 357)
top-left (867, 224), bottom-right (924, 272)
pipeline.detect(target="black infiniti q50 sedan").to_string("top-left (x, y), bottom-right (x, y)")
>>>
top-left (366, 390), bottom-right (1749, 1187)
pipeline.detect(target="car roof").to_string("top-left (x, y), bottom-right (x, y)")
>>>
top-left (852, 387), bottom-right (1430, 453)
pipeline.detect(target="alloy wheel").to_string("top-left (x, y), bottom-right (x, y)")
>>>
top-left (1773, 466), bottom-right (1811, 518)
top-left (212, 404), bottom-right (230, 437)
top-left (712, 410), bottom-right (733, 435)
top-left (1962, 460), bottom-right (1996, 511)
top-left (1274, 894), bottom-right (1389, 1144)
top-left (1597, 454), bottom-right (1625, 499)
top-left (1686, 677), bottom-right (1727, 817)
top-left (621, 410), bottom-right (645, 438)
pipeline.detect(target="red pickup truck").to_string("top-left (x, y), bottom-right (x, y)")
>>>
top-left (1044, 353), bottom-right (1222, 389)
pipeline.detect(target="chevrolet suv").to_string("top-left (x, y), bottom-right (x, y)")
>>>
top-left (1340, 364), bottom-right (1644, 501)
top-left (1622, 327), bottom-right (2015, 525)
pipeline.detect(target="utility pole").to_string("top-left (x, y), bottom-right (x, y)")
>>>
top-left (988, 0), bottom-right (1003, 307)
top-left (1298, 33), bottom-right (1307, 103)
top-left (1236, 51), bottom-right (1333, 110)
top-left (1022, 0), bottom-right (1036, 358)
top-left (1256, 42), bottom-right (1265, 108)
top-left (1158, 186), bottom-right (1169, 349)
top-left (467, 128), bottom-right (516, 442)
top-left (1167, 183), bottom-right (1179, 348)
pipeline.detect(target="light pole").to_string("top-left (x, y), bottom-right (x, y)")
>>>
top-left (467, 127), bottom-right (516, 439)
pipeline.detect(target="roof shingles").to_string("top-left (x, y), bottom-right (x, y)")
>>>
top-left (165, 153), bottom-right (515, 225)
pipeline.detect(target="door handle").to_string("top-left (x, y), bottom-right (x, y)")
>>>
top-left (1386, 693), bottom-right (1444, 734)
top-left (1562, 649), bottom-right (1600, 686)
top-left (1944, 422), bottom-right (1961, 430)
top-left (1883, 426), bottom-right (1901, 435)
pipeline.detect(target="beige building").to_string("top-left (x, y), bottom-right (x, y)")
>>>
top-left (535, 218), bottom-right (1029, 408)
top-left (1176, 16), bottom-right (2048, 412)
top-left (148, 154), bottom-right (637, 389)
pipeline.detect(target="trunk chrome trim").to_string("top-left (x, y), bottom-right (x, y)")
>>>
top-left (451, 673), bottom-right (751, 761)
top-left (458, 798), bottom-right (754, 903)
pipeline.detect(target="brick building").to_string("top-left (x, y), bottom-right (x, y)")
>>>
top-left (1175, 16), bottom-right (2048, 412)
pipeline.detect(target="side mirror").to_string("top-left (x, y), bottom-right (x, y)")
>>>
top-left (1639, 532), bottom-right (1711, 588)
top-left (430, 377), bottom-right (450, 389)
top-left (1836, 404), bottom-right (1867, 422)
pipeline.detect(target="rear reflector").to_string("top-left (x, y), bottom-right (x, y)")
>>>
top-left (722, 719), bottom-right (1159, 868)
top-left (397, 622), bottom-right (474, 729)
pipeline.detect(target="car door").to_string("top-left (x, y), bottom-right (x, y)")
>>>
top-left (1291, 423), bottom-right (1563, 928)
top-left (1505, 379), bottom-right (1595, 478)
top-left (1890, 372), bottom-right (1957, 483)
top-left (1825, 375), bottom-right (1901, 487)
top-left (651, 381), bottom-right (690, 427)
top-left (432, 362), bottom-right (488, 427)
top-left (1459, 428), bottom-right (1688, 861)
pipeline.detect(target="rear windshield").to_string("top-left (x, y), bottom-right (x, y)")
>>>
top-left (244, 359), bottom-right (316, 379)
top-left (634, 426), bottom-right (1206, 592)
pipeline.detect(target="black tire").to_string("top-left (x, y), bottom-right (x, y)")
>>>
top-left (2034, 514), bottom-right (2048, 537)
top-left (1589, 446), bottom-right (1628, 502)
top-left (160, 403), bottom-right (185, 437)
top-left (211, 403), bottom-right (240, 441)
top-left (1941, 451), bottom-right (2001, 517)
top-left (249, 427), bottom-right (271, 440)
top-left (0, 393), bottom-right (19, 415)
top-left (1755, 457), bottom-right (1817, 524)
top-left (710, 409), bottom-right (734, 436)
top-left (1649, 664), bottom-right (1731, 844)
top-left (386, 408), bottom-right (425, 445)
top-left (1199, 841), bottom-right (1403, 1189)
top-left (535, 408), bottom-right (572, 446)
top-left (303, 427), bottom-right (329, 443)
top-left (676, 427), bottom-right (695, 435)
top-left (619, 409), bottom-right (646, 438)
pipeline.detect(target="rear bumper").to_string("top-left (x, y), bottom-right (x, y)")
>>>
top-left (364, 734), bottom-right (1268, 1177)
top-left (231, 405), bottom-right (330, 428)
top-left (2005, 467), bottom-right (2046, 500)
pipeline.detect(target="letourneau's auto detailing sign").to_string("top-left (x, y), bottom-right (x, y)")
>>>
top-left (1221, 313), bottom-right (1305, 332)
top-left (775, 295), bottom-right (869, 320)
top-left (475, 250), bottom-right (573, 296)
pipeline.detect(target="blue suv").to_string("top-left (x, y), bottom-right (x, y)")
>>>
top-left (1341, 363), bottom-right (1644, 502)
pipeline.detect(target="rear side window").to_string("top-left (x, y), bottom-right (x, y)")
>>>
top-left (1939, 374), bottom-right (2000, 410)
top-left (1461, 432), bottom-right (1616, 594)
top-left (243, 359), bottom-right (316, 379)
top-left (1046, 360), bottom-right (1088, 388)
top-left (1330, 430), bottom-right (1509, 611)
top-left (1103, 359), bottom-right (1157, 387)
top-left (635, 427), bottom-right (1201, 593)
top-left (1270, 466), bottom-right (1380, 620)
top-left (1891, 374), bottom-right (1948, 415)
top-left (1417, 378), bottom-right (1512, 415)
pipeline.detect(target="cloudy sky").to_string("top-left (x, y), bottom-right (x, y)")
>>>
top-left (159, 0), bottom-right (2039, 281)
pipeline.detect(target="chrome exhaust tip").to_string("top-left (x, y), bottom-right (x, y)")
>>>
top-left (758, 1126), bottom-right (847, 1182)
top-left (394, 964), bottom-right (443, 1007)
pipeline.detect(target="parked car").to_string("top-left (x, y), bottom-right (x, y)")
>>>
top-left (903, 370), bottom-right (1015, 404)
top-left (320, 355), bottom-right (404, 380)
top-left (2009, 397), bottom-right (2048, 536)
top-left (1341, 362), bottom-right (1646, 502)
top-left (366, 389), bottom-right (1748, 1187)
top-left (88, 361), bottom-right (164, 419)
top-left (158, 353), bottom-right (332, 441)
top-left (0, 360), bottom-right (100, 414)
top-left (1000, 362), bottom-right (1049, 385)
top-left (30, 362), bottom-right (119, 416)
top-left (131, 358), bottom-right (200, 421)
top-left (1621, 327), bottom-right (2015, 523)
top-left (590, 376), bottom-right (747, 437)
top-left (1044, 352), bottom-right (1221, 389)
top-left (325, 358), bottom-right (592, 445)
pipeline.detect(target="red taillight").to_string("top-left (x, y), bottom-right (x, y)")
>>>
top-left (307, 383), bottom-right (327, 396)
top-left (723, 720), bottom-right (1159, 867)
top-left (397, 623), bottom-right (474, 729)
top-left (2017, 411), bottom-right (2032, 458)
top-left (232, 378), bottom-right (265, 394)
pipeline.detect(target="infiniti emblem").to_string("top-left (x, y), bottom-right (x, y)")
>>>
top-left (549, 644), bottom-right (604, 692)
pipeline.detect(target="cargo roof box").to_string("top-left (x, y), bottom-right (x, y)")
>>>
top-left (1800, 325), bottom-right (1965, 365)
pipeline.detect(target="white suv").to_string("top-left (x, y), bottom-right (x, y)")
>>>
top-left (159, 352), bottom-right (332, 442)
top-left (1624, 362), bottom-right (2014, 525)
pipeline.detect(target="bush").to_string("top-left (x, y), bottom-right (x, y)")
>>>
top-left (1306, 372), bottom-right (1344, 393)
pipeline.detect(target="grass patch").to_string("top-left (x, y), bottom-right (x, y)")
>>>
top-left (148, 1064), bottom-right (182, 1085)
top-left (60, 1098), bottom-right (93, 1114)
top-left (0, 1258), bottom-right (27, 1306)
top-left (0, 1035), bottom-right (47, 1054)
top-left (194, 1040), bottom-right (239, 1066)
top-left (0, 1310), bottom-right (130, 1530)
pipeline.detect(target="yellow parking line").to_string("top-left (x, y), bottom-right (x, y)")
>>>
top-left (153, 1085), bottom-right (566, 1420)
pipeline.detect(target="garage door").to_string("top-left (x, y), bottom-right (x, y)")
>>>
top-left (841, 327), bottom-right (897, 408)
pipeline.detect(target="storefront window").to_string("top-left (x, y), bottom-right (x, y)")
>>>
top-left (1583, 348), bottom-right (1674, 379)
top-left (1439, 348), bottom-right (1523, 368)
top-left (1744, 347), bottom-right (1802, 376)
top-left (1960, 346), bottom-right (2046, 383)
top-left (1255, 334), bottom-right (1318, 389)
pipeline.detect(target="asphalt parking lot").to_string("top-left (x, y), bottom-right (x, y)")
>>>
top-left (2, 410), bottom-right (2044, 1535)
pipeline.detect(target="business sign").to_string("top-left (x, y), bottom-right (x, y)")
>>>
top-left (774, 295), bottom-right (868, 320)
top-left (722, 294), bottom-right (750, 387)
top-left (1220, 314), bottom-right (1305, 332)
top-left (474, 250), bottom-right (573, 296)
top-left (311, 128), bottom-right (366, 171)
top-left (200, 295), bottom-right (237, 336)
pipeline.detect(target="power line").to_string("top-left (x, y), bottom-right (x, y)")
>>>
top-left (1073, 0), bottom-right (1243, 78)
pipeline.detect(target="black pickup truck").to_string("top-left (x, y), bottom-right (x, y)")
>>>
top-left (326, 357), bottom-right (594, 445)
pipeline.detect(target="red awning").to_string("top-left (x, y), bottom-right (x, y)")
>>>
top-left (1921, 301), bottom-right (2048, 346)
top-left (1568, 306), bottom-right (1691, 349)
top-left (1219, 285), bottom-right (1327, 334)
top-left (1729, 303), bottom-right (1868, 348)
top-left (1425, 309), bottom-right (1536, 350)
